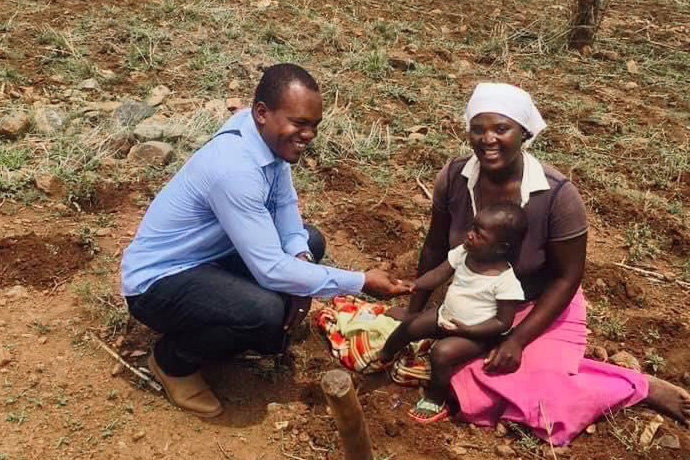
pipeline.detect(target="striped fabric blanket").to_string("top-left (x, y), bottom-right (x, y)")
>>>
top-left (312, 295), bottom-right (432, 387)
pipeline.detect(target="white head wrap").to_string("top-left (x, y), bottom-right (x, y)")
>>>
top-left (465, 82), bottom-right (546, 148)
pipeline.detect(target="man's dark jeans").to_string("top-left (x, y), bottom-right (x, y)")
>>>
top-left (126, 225), bottom-right (325, 376)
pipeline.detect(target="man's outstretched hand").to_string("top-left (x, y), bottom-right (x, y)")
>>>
top-left (362, 268), bottom-right (414, 299)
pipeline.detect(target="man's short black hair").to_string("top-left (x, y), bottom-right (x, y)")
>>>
top-left (482, 201), bottom-right (528, 263)
top-left (253, 63), bottom-right (319, 109)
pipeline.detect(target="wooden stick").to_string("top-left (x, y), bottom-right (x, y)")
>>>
top-left (614, 262), bottom-right (690, 289)
top-left (321, 369), bottom-right (373, 460)
top-left (89, 332), bottom-right (162, 392)
top-left (415, 176), bottom-right (432, 200)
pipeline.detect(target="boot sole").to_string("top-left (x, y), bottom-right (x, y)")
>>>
top-left (147, 355), bottom-right (224, 418)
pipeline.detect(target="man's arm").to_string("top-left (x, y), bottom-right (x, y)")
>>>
top-left (273, 164), bottom-right (310, 256)
top-left (208, 170), bottom-right (410, 299)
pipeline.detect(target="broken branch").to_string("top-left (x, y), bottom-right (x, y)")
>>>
top-left (89, 332), bottom-right (162, 392)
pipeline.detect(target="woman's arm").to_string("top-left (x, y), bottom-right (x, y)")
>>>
top-left (483, 233), bottom-right (587, 373)
top-left (408, 207), bottom-right (451, 313)
top-left (449, 299), bottom-right (518, 340)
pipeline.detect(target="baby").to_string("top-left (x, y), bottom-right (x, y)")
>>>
top-left (380, 201), bottom-right (528, 423)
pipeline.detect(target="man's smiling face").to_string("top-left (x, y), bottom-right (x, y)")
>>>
top-left (254, 82), bottom-right (323, 164)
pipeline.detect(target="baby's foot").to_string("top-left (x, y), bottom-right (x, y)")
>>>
top-left (644, 376), bottom-right (690, 427)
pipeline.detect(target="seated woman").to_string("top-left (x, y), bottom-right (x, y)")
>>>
top-left (406, 82), bottom-right (690, 444)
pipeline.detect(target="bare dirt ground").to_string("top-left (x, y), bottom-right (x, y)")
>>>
top-left (1, 0), bottom-right (690, 459)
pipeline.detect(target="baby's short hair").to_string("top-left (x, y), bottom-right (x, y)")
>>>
top-left (479, 202), bottom-right (528, 262)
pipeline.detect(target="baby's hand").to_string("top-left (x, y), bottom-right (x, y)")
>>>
top-left (448, 319), bottom-right (468, 334)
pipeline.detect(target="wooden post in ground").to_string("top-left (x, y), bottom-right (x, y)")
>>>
top-left (568, 0), bottom-right (608, 51)
top-left (321, 369), bottom-right (373, 460)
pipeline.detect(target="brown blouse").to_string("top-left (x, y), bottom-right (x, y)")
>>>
top-left (432, 156), bottom-right (588, 300)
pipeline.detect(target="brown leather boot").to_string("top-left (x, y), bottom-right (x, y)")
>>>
top-left (147, 355), bottom-right (223, 418)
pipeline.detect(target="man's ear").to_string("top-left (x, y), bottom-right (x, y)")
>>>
top-left (253, 101), bottom-right (269, 126)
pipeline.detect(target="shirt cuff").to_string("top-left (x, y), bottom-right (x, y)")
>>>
top-left (332, 269), bottom-right (366, 294)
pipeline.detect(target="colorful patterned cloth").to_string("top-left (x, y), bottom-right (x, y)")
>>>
top-left (312, 295), bottom-right (432, 386)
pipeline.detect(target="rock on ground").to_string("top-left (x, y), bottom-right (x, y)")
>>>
top-left (0, 111), bottom-right (31, 139)
top-left (128, 141), bottom-right (174, 166)
top-left (133, 116), bottom-right (183, 141)
top-left (113, 101), bottom-right (155, 126)
top-left (609, 351), bottom-right (641, 371)
top-left (33, 106), bottom-right (67, 134)
top-left (146, 85), bottom-right (172, 107)
top-left (34, 172), bottom-right (66, 197)
top-left (78, 78), bottom-right (99, 90)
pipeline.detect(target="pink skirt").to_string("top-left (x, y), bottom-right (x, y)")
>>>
top-left (450, 288), bottom-right (648, 445)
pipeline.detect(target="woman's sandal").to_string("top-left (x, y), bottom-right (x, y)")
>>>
top-left (407, 397), bottom-right (449, 424)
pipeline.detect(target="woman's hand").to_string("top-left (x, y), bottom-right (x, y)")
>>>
top-left (483, 337), bottom-right (523, 373)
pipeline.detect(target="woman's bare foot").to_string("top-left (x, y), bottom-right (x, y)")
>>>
top-left (644, 375), bottom-right (690, 427)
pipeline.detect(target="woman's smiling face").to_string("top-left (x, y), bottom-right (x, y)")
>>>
top-left (468, 112), bottom-right (525, 173)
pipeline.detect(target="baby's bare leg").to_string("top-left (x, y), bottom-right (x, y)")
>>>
top-left (425, 337), bottom-right (489, 405)
top-left (380, 307), bottom-right (441, 362)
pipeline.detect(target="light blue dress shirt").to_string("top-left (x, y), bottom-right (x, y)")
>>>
top-left (121, 108), bottom-right (365, 297)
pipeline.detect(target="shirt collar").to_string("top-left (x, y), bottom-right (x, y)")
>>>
top-left (217, 108), bottom-right (280, 168)
top-left (460, 151), bottom-right (550, 215)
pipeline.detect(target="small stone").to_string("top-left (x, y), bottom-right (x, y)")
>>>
top-left (449, 445), bottom-right (468, 456)
top-left (95, 228), bottom-right (112, 237)
top-left (594, 50), bottom-right (620, 61)
top-left (624, 81), bottom-right (639, 90)
top-left (407, 132), bottom-right (425, 142)
top-left (38, 336), bottom-right (48, 344)
top-left (406, 125), bottom-right (429, 134)
top-left (639, 414), bottom-right (664, 446)
top-left (5, 285), bottom-right (29, 299)
top-left (657, 433), bottom-right (680, 449)
top-left (108, 133), bottom-right (137, 159)
top-left (133, 117), bottom-right (182, 141)
top-left (113, 100), bottom-right (155, 126)
top-left (34, 172), bottom-right (66, 197)
top-left (610, 351), bottom-right (641, 371)
top-left (33, 106), bottom-right (66, 134)
top-left (227, 80), bottom-right (240, 91)
top-left (78, 78), bottom-right (99, 90)
top-left (590, 346), bottom-right (608, 362)
top-left (82, 101), bottom-right (121, 114)
top-left (388, 51), bottom-right (416, 71)
top-left (595, 278), bottom-right (607, 289)
top-left (225, 97), bottom-right (243, 112)
top-left (128, 141), bottom-right (174, 167)
top-left (132, 431), bottom-right (145, 442)
top-left (129, 350), bottom-right (148, 358)
top-left (0, 348), bottom-right (11, 368)
top-left (267, 402), bottom-right (283, 413)
top-left (495, 445), bottom-right (516, 457)
top-left (585, 423), bottom-right (597, 434)
top-left (495, 422), bottom-right (508, 437)
top-left (626, 59), bottom-right (639, 74)
top-left (274, 421), bottom-right (289, 431)
top-left (404, 43), bottom-right (418, 54)
top-left (457, 60), bottom-right (472, 72)
top-left (384, 422), bottom-right (400, 437)
top-left (146, 85), bottom-right (172, 107)
top-left (111, 363), bottom-right (124, 376)
top-left (97, 68), bottom-right (117, 80)
top-left (0, 111), bottom-right (31, 139)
